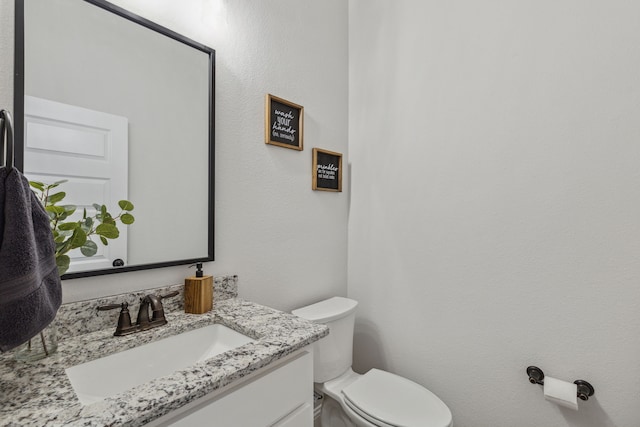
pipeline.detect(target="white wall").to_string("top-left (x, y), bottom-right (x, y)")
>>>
top-left (349, 1), bottom-right (640, 427)
top-left (0, 0), bottom-right (348, 311)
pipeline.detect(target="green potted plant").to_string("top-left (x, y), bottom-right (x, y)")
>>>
top-left (29, 180), bottom-right (135, 275)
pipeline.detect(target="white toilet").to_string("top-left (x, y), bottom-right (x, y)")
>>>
top-left (293, 297), bottom-right (452, 427)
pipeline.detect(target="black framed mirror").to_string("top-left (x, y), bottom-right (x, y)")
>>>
top-left (14, 0), bottom-right (215, 279)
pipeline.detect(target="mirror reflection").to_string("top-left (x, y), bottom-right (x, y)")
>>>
top-left (17, 0), bottom-right (215, 278)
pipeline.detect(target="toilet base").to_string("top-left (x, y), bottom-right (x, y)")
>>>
top-left (319, 394), bottom-right (356, 427)
top-left (315, 371), bottom-right (381, 427)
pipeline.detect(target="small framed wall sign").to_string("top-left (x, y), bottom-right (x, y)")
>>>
top-left (312, 148), bottom-right (342, 192)
top-left (265, 94), bottom-right (304, 151)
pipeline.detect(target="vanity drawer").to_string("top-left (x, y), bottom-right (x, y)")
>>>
top-left (273, 402), bottom-right (313, 427)
top-left (152, 349), bottom-right (313, 427)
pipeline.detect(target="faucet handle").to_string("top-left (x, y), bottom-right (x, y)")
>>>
top-left (97, 302), bottom-right (137, 336)
top-left (159, 290), bottom-right (179, 300)
top-left (155, 291), bottom-right (179, 321)
top-left (96, 303), bottom-right (122, 313)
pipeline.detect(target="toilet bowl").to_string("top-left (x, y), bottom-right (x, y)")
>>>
top-left (293, 297), bottom-right (452, 427)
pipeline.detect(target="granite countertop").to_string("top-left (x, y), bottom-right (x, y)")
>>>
top-left (0, 298), bottom-right (328, 427)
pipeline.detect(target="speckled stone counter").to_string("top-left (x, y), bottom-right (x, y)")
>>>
top-left (0, 279), bottom-right (328, 427)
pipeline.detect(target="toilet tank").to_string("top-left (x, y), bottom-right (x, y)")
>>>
top-left (292, 297), bottom-right (358, 383)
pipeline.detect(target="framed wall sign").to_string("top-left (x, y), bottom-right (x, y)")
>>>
top-left (265, 94), bottom-right (304, 150)
top-left (312, 148), bottom-right (342, 192)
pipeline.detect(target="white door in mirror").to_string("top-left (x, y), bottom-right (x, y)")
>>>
top-left (24, 95), bottom-right (129, 273)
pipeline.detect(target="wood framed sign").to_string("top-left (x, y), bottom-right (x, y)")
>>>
top-left (312, 148), bottom-right (342, 192)
top-left (265, 94), bottom-right (304, 150)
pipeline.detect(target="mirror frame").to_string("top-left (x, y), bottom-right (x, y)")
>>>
top-left (13, 0), bottom-right (215, 279)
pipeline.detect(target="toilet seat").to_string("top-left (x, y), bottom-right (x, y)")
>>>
top-left (341, 369), bottom-right (452, 427)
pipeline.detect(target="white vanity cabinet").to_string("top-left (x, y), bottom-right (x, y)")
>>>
top-left (149, 349), bottom-right (313, 427)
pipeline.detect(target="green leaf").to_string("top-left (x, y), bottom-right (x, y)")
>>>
top-left (58, 222), bottom-right (79, 231)
top-left (63, 205), bottom-right (76, 215)
top-left (29, 181), bottom-right (45, 191)
top-left (118, 200), bottom-right (134, 211)
top-left (92, 203), bottom-right (102, 212)
top-left (52, 179), bottom-right (68, 186)
top-left (84, 217), bottom-right (94, 229)
top-left (46, 205), bottom-right (67, 215)
top-left (69, 228), bottom-right (87, 249)
top-left (100, 205), bottom-right (107, 217)
top-left (56, 241), bottom-right (68, 253)
top-left (100, 236), bottom-right (108, 246)
top-left (120, 213), bottom-right (135, 225)
top-left (47, 192), bottom-right (66, 205)
top-left (56, 255), bottom-right (70, 276)
top-left (57, 229), bottom-right (73, 237)
top-left (80, 240), bottom-right (98, 257)
top-left (96, 223), bottom-right (119, 239)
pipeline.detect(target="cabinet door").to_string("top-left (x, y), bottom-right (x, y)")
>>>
top-left (164, 350), bottom-right (312, 427)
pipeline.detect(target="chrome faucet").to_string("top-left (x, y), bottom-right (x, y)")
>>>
top-left (97, 291), bottom-right (179, 336)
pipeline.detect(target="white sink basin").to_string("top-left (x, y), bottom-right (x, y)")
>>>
top-left (65, 324), bottom-right (254, 405)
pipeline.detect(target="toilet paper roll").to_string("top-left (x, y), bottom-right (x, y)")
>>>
top-left (544, 376), bottom-right (578, 410)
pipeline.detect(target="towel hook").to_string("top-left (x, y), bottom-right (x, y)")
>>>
top-left (0, 109), bottom-right (15, 172)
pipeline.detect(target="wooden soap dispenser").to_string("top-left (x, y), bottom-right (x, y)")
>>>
top-left (184, 263), bottom-right (213, 314)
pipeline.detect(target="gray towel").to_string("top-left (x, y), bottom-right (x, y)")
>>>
top-left (0, 167), bottom-right (62, 352)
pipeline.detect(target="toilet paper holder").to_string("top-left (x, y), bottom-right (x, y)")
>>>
top-left (526, 366), bottom-right (595, 401)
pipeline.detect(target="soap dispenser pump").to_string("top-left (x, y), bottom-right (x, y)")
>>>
top-left (184, 263), bottom-right (213, 314)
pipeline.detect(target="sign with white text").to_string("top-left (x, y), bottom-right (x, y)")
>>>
top-left (313, 148), bottom-right (342, 192)
top-left (265, 94), bottom-right (303, 150)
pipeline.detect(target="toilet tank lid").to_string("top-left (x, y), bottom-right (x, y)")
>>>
top-left (292, 297), bottom-right (358, 323)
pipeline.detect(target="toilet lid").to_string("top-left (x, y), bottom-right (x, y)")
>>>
top-left (341, 369), bottom-right (452, 427)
